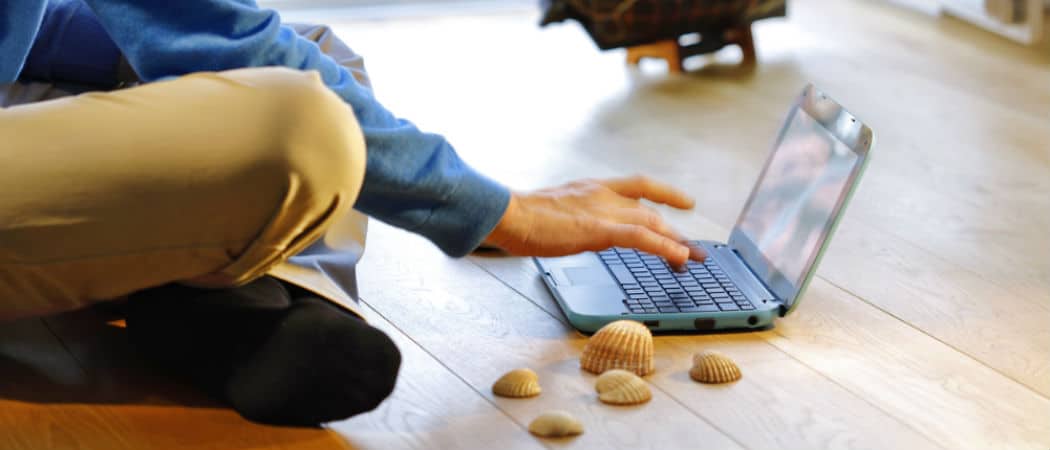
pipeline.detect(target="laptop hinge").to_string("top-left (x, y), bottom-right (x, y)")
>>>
top-left (725, 246), bottom-right (785, 312)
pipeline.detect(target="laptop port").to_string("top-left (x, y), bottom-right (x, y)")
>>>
top-left (643, 320), bottom-right (660, 328)
top-left (693, 318), bottom-right (716, 330)
top-left (748, 315), bottom-right (758, 326)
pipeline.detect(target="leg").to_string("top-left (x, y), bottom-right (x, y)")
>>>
top-left (0, 67), bottom-right (366, 321)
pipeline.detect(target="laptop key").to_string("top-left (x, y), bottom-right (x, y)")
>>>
top-left (608, 265), bottom-right (637, 285)
top-left (718, 303), bottom-right (740, 311)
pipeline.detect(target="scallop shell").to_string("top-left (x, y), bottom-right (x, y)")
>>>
top-left (580, 320), bottom-right (654, 376)
top-left (689, 351), bottom-right (742, 384)
top-left (595, 369), bottom-right (652, 405)
top-left (528, 410), bottom-right (584, 438)
top-left (492, 368), bottom-right (541, 398)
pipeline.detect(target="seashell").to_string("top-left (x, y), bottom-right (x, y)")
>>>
top-left (580, 320), bottom-right (654, 376)
top-left (528, 410), bottom-right (584, 438)
top-left (492, 368), bottom-right (541, 398)
top-left (689, 351), bottom-right (742, 384)
top-left (595, 369), bottom-right (652, 405)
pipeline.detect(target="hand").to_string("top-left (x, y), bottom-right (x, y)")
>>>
top-left (483, 176), bottom-right (706, 268)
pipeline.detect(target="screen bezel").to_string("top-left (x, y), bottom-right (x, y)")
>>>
top-left (728, 84), bottom-right (873, 315)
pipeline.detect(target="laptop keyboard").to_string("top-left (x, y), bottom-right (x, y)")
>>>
top-left (598, 246), bottom-right (755, 314)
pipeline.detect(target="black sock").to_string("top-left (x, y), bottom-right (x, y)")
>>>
top-left (125, 276), bottom-right (401, 426)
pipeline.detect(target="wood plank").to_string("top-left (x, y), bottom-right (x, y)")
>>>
top-left (329, 303), bottom-right (545, 450)
top-left (356, 223), bottom-right (744, 450)
top-left (769, 278), bottom-right (1050, 449)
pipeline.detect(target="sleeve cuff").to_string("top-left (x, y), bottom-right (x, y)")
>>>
top-left (415, 169), bottom-right (511, 258)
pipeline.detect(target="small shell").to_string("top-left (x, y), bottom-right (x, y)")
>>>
top-left (580, 320), bottom-right (654, 376)
top-left (492, 368), bottom-right (542, 398)
top-left (689, 351), bottom-right (742, 384)
top-left (528, 410), bottom-right (584, 438)
top-left (595, 369), bottom-right (652, 405)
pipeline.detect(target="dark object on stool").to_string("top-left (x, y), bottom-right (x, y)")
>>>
top-left (539, 0), bottom-right (786, 71)
top-left (125, 276), bottom-right (401, 426)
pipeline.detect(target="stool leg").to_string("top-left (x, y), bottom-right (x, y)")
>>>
top-left (625, 40), bottom-right (684, 73)
top-left (726, 24), bottom-right (757, 66)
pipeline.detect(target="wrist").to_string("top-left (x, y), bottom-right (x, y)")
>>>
top-left (483, 192), bottom-right (521, 249)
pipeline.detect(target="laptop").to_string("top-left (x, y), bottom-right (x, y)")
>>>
top-left (534, 84), bottom-right (873, 333)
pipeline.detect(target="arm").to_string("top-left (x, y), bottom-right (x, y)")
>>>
top-left (82, 0), bottom-right (509, 256)
top-left (80, 0), bottom-right (703, 265)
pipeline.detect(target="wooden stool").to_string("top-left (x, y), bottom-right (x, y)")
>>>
top-left (625, 24), bottom-right (756, 73)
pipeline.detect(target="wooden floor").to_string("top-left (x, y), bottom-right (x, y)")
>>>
top-left (2, 0), bottom-right (1047, 448)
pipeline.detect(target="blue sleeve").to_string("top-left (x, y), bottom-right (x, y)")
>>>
top-left (0, 0), bottom-right (47, 83)
top-left (81, 0), bottom-right (510, 257)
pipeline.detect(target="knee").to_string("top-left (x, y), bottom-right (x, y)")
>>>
top-left (261, 68), bottom-right (367, 207)
top-left (184, 68), bottom-right (369, 287)
top-left (214, 67), bottom-right (367, 209)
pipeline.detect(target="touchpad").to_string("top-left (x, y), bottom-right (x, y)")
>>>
top-left (562, 267), bottom-right (613, 286)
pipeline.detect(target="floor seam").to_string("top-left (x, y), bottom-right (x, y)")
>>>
top-left (39, 317), bottom-right (91, 375)
top-left (818, 274), bottom-right (1050, 402)
top-left (356, 295), bottom-right (555, 450)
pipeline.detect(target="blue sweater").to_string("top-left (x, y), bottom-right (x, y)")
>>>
top-left (1, 0), bottom-right (510, 257)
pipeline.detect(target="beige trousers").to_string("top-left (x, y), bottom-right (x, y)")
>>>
top-left (0, 25), bottom-right (372, 321)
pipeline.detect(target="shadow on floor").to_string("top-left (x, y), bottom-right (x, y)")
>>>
top-left (0, 306), bottom-right (219, 408)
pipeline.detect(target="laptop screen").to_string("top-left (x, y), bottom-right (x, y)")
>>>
top-left (729, 85), bottom-right (871, 312)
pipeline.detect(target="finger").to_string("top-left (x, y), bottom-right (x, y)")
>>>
top-left (688, 244), bottom-right (708, 262)
top-left (605, 223), bottom-right (690, 267)
top-left (615, 207), bottom-right (686, 244)
top-left (598, 175), bottom-right (695, 209)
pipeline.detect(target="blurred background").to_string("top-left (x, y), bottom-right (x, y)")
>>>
top-left (259, 0), bottom-right (1048, 45)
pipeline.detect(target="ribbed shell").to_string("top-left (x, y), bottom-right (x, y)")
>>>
top-left (492, 368), bottom-right (542, 398)
top-left (689, 351), bottom-right (742, 384)
top-left (580, 320), bottom-right (654, 376)
top-left (595, 369), bottom-right (652, 405)
top-left (528, 411), bottom-right (584, 438)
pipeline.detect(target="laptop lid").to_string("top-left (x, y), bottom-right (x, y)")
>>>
top-left (728, 84), bottom-right (873, 315)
